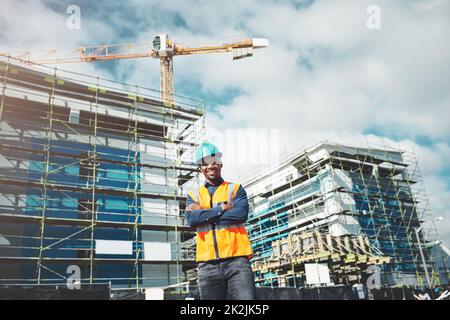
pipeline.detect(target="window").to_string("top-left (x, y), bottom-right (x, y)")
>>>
top-left (77, 248), bottom-right (91, 259)
top-left (79, 152), bottom-right (99, 181)
top-left (286, 174), bottom-right (294, 183)
top-left (78, 198), bottom-right (96, 220)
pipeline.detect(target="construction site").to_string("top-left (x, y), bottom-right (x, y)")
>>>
top-left (0, 57), bottom-right (205, 289)
top-left (0, 34), bottom-right (449, 300)
top-left (244, 142), bottom-right (449, 291)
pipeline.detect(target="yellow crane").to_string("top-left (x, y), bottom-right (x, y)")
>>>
top-left (0, 33), bottom-right (269, 105)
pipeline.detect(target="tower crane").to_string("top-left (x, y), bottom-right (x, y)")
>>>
top-left (0, 33), bottom-right (269, 105)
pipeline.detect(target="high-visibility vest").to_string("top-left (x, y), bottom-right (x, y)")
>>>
top-left (188, 181), bottom-right (253, 262)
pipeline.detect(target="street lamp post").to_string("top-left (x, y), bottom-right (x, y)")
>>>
top-left (415, 216), bottom-right (444, 290)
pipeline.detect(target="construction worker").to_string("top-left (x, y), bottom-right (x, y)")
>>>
top-left (184, 142), bottom-right (255, 300)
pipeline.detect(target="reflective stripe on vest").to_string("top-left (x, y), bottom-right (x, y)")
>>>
top-left (188, 186), bottom-right (200, 204)
top-left (196, 222), bottom-right (244, 233)
top-left (189, 181), bottom-right (253, 262)
top-left (227, 183), bottom-right (234, 204)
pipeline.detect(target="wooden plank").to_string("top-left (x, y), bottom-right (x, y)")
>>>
top-left (316, 231), bottom-right (324, 251)
top-left (326, 233), bottom-right (333, 251)
top-left (344, 236), bottom-right (351, 252)
top-left (335, 236), bottom-right (344, 255)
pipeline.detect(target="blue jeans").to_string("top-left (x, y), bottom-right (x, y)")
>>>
top-left (197, 256), bottom-right (256, 300)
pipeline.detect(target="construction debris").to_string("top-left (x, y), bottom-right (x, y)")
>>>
top-left (244, 142), bottom-right (444, 287)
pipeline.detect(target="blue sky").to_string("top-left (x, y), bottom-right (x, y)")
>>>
top-left (1, 0), bottom-right (449, 245)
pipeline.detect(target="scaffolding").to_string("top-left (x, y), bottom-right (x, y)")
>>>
top-left (0, 58), bottom-right (204, 288)
top-left (252, 231), bottom-right (389, 287)
top-left (244, 141), bottom-right (443, 288)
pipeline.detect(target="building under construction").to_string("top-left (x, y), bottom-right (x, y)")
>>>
top-left (1, 57), bottom-right (448, 297)
top-left (0, 59), bottom-right (204, 289)
top-left (244, 142), bottom-right (445, 288)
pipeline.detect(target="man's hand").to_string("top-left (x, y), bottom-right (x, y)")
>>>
top-left (220, 202), bottom-right (233, 212)
top-left (186, 203), bottom-right (201, 212)
top-left (186, 202), bottom-right (232, 212)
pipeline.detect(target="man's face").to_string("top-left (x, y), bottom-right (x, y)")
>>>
top-left (200, 155), bottom-right (222, 181)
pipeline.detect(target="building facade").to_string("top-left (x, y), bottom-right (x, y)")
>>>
top-left (245, 142), bottom-right (443, 287)
top-left (0, 60), bottom-right (203, 288)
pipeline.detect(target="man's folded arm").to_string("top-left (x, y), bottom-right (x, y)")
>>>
top-left (218, 185), bottom-right (249, 224)
top-left (183, 195), bottom-right (222, 228)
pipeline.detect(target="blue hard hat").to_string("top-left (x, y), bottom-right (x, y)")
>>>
top-left (195, 142), bottom-right (222, 164)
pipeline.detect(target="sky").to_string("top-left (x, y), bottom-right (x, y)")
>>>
top-left (1, 0), bottom-right (449, 246)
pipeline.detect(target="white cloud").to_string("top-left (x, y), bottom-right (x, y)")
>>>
top-left (1, 0), bottom-right (449, 246)
top-left (0, 0), bottom-right (116, 78)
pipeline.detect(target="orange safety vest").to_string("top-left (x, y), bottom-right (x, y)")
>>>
top-left (188, 181), bottom-right (253, 262)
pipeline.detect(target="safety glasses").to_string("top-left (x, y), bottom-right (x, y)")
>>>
top-left (200, 154), bottom-right (222, 167)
